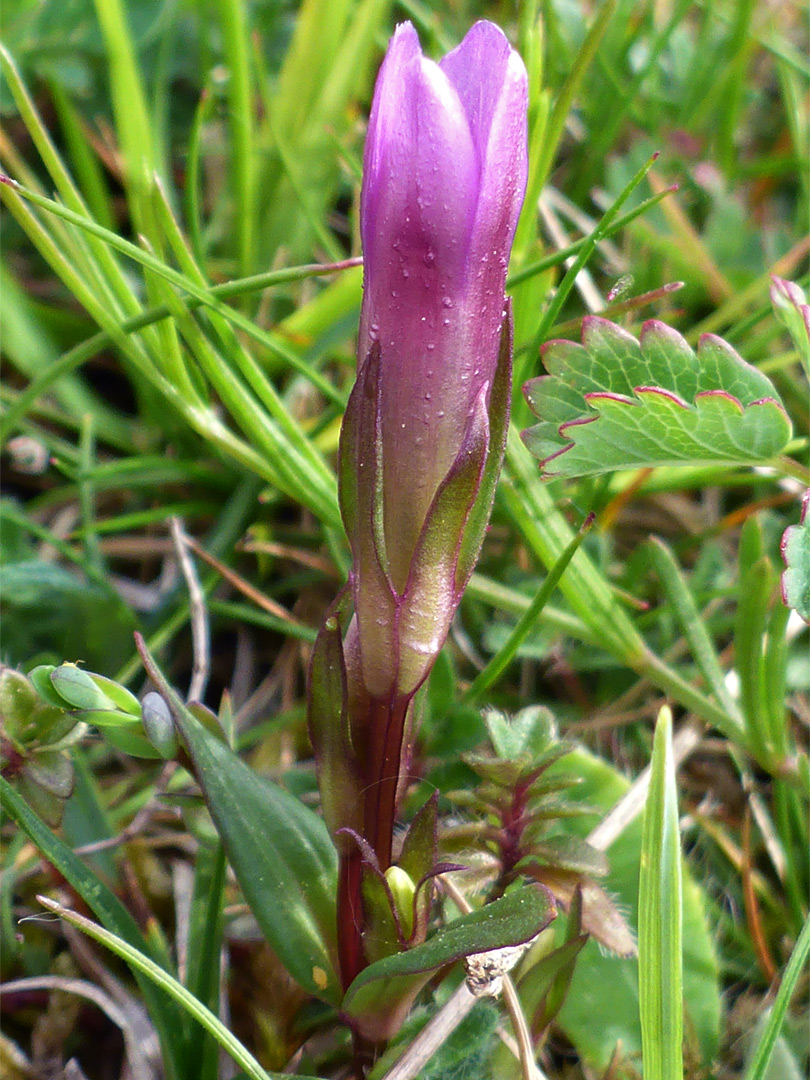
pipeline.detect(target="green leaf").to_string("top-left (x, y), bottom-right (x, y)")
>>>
top-left (0, 667), bottom-right (73, 745)
top-left (553, 747), bottom-right (721, 1071)
top-left (398, 793), bottom-right (438, 891)
top-left (522, 317), bottom-right (792, 477)
top-left (306, 591), bottom-right (362, 840)
top-left (135, 635), bottom-right (340, 1003)
top-left (519, 834), bottom-right (609, 878)
top-left (103, 724), bottom-right (166, 759)
top-left (27, 664), bottom-right (67, 710)
top-left (72, 708), bottom-right (142, 728)
top-left (484, 705), bottom-right (555, 761)
top-left (781, 489), bottom-right (810, 623)
top-left (398, 793), bottom-right (440, 944)
top-left (745, 911), bottom-right (810, 1080)
top-left (184, 844), bottom-right (228, 1080)
top-left (639, 708), bottom-right (683, 1080)
top-left (25, 749), bottom-right (74, 798)
top-left (36, 896), bottom-right (326, 1080)
top-left (648, 536), bottom-right (745, 732)
top-left (180, 726), bottom-right (340, 1001)
top-left (49, 664), bottom-right (119, 712)
top-left (19, 771), bottom-right (67, 827)
top-left (83, 672), bottom-right (141, 715)
top-left (343, 884), bottom-right (556, 1020)
top-left (141, 692), bottom-right (179, 759)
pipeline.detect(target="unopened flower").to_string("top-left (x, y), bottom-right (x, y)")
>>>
top-left (341, 20), bottom-right (529, 698)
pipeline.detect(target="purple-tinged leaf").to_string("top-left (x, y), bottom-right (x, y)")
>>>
top-left (343, 884), bottom-right (555, 1040)
top-left (307, 591), bottom-right (364, 840)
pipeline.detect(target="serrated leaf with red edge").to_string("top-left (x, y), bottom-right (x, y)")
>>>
top-left (522, 317), bottom-right (792, 477)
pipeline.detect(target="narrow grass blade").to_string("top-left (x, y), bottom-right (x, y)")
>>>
top-left (184, 844), bottom-right (228, 1080)
top-left (574, 0), bottom-right (693, 198)
top-left (504, 425), bottom-right (644, 664)
top-left (49, 82), bottom-right (115, 231)
top-left (91, 0), bottom-right (160, 233)
top-left (35, 896), bottom-right (325, 1080)
top-left (0, 44), bottom-right (150, 329)
top-left (0, 177), bottom-right (343, 406)
top-left (744, 911), bottom-right (810, 1080)
top-left (526, 152), bottom-right (661, 353)
top-left (648, 537), bottom-right (745, 731)
top-left (184, 79), bottom-right (217, 266)
top-left (531, 0), bottom-right (616, 199)
top-left (0, 777), bottom-right (186, 1080)
top-left (0, 258), bottom-right (360, 444)
top-left (503, 434), bottom-right (750, 732)
top-left (638, 707), bottom-right (683, 1080)
top-left (463, 514), bottom-right (594, 703)
top-left (218, 0), bottom-right (254, 275)
top-left (506, 186), bottom-right (677, 290)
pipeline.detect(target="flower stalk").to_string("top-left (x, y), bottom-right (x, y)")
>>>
top-left (308, 19), bottom-right (528, 992)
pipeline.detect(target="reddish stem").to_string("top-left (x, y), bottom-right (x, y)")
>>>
top-left (337, 848), bottom-right (365, 990)
top-left (363, 694), bottom-right (410, 869)
top-left (336, 693), bottom-right (411, 990)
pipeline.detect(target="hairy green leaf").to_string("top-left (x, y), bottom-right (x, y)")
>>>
top-left (343, 883), bottom-right (555, 1017)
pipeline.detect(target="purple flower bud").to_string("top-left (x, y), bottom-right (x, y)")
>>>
top-left (341, 20), bottom-right (528, 699)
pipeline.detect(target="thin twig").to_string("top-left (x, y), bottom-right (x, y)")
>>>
top-left (445, 876), bottom-right (543, 1080)
top-left (70, 761), bottom-right (179, 857)
top-left (538, 193), bottom-right (604, 313)
top-left (183, 532), bottom-right (305, 628)
top-left (170, 516), bottom-right (210, 702)
top-left (501, 977), bottom-right (548, 1080)
top-left (384, 876), bottom-right (548, 1080)
top-left (0, 976), bottom-right (158, 1080)
top-left (379, 982), bottom-right (478, 1080)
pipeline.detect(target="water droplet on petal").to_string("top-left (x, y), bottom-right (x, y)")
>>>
top-left (441, 297), bottom-right (453, 308)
